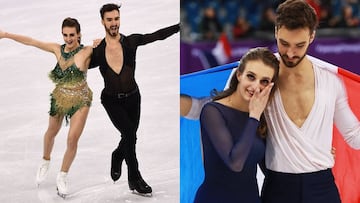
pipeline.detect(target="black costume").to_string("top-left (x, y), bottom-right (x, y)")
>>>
top-left (90, 24), bottom-right (179, 193)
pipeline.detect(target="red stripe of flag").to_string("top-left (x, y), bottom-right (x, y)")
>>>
top-left (333, 67), bottom-right (360, 203)
top-left (211, 33), bottom-right (232, 65)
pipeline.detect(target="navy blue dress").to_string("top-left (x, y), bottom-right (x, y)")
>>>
top-left (194, 102), bottom-right (265, 203)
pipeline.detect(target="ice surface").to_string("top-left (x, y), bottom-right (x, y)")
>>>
top-left (0, 0), bottom-right (179, 202)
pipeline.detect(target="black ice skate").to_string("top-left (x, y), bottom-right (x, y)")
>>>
top-left (128, 177), bottom-right (152, 197)
top-left (111, 150), bottom-right (124, 183)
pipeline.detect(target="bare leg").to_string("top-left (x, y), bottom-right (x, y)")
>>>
top-left (43, 115), bottom-right (64, 160)
top-left (36, 116), bottom-right (63, 185)
top-left (60, 106), bottom-right (90, 172)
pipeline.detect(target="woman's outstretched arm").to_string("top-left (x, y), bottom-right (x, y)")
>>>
top-left (0, 30), bottom-right (59, 54)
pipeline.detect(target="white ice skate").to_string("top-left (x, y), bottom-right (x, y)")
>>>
top-left (35, 159), bottom-right (50, 186)
top-left (56, 171), bottom-right (68, 199)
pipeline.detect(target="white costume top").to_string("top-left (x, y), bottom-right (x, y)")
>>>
top-left (264, 56), bottom-right (360, 173)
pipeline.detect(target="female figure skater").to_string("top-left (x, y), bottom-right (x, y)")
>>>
top-left (194, 47), bottom-right (279, 203)
top-left (0, 17), bottom-right (93, 198)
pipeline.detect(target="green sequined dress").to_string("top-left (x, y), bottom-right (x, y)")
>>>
top-left (48, 44), bottom-right (92, 121)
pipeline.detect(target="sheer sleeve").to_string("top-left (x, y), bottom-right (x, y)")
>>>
top-left (185, 96), bottom-right (212, 120)
top-left (200, 103), bottom-right (260, 172)
top-left (334, 78), bottom-right (360, 149)
top-left (130, 24), bottom-right (179, 46)
top-left (89, 39), bottom-right (105, 69)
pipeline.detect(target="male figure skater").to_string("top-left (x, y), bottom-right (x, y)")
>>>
top-left (90, 3), bottom-right (179, 195)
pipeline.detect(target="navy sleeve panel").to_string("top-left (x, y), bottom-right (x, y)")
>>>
top-left (200, 102), bottom-right (260, 172)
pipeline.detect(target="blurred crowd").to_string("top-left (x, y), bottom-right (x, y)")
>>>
top-left (180, 0), bottom-right (360, 42)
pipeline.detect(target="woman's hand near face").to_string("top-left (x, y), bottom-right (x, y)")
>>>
top-left (248, 83), bottom-right (274, 120)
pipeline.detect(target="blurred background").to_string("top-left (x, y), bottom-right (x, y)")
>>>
top-left (180, 0), bottom-right (360, 74)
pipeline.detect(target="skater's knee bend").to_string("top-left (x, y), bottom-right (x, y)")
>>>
top-left (46, 123), bottom-right (62, 136)
top-left (66, 136), bottom-right (80, 151)
top-left (45, 128), bottom-right (60, 139)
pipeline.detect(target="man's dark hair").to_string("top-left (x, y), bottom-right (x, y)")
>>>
top-left (100, 3), bottom-right (121, 19)
top-left (276, 0), bottom-right (318, 34)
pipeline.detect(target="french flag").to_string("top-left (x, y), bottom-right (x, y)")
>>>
top-left (211, 33), bottom-right (232, 65)
top-left (192, 33), bottom-right (232, 69)
top-left (180, 57), bottom-right (360, 203)
top-left (308, 55), bottom-right (360, 203)
top-left (332, 67), bottom-right (360, 203)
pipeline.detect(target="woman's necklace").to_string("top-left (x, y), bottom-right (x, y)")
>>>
top-left (62, 44), bottom-right (83, 60)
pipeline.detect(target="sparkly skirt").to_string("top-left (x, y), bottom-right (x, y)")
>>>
top-left (49, 80), bottom-right (92, 120)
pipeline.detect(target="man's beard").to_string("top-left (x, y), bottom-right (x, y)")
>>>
top-left (279, 52), bottom-right (307, 68)
top-left (106, 25), bottom-right (119, 37)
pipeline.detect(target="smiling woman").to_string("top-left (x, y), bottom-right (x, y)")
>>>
top-left (0, 17), bottom-right (93, 199)
top-left (193, 47), bottom-right (279, 203)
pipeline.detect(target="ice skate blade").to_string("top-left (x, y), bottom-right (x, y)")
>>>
top-left (57, 188), bottom-right (67, 199)
top-left (57, 191), bottom-right (66, 199)
top-left (131, 190), bottom-right (152, 197)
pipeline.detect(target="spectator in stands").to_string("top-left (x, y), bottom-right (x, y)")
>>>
top-left (200, 6), bottom-right (222, 41)
top-left (181, 0), bottom-right (360, 41)
top-left (336, 4), bottom-right (360, 28)
top-left (232, 16), bottom-right (253, 39)
top-left (318, 2), bottom-right (336, 28)
top-left (259, 6), bottom-right (276, 31)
